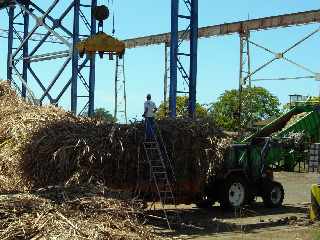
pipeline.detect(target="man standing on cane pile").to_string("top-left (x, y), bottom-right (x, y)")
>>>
top-left (142, 94), bottom-right (157, 140)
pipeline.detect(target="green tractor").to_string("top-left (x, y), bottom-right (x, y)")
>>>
top-left (199, 100), bottom-right (320, 209)
top-left (198, 139), bottom-right (285, 209)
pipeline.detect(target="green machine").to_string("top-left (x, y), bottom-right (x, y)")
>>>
top-left (242, 100), bottom-right (320, 172)
top-left (199, 99), bottom-right (320, 209)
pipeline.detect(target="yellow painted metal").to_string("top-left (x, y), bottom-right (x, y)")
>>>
top-left (76, 32), bottom-right (125, 57)
top-left (310, 184), bottom-right (320, 221)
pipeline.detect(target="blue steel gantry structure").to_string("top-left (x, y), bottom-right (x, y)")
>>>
top-left (3, 1), bottom-right (320, 120)
top-left (5, 0), bottom-right (97, 116)
top-left (3, 0), bottom-right (199, 119)
top-left (170, 0), bottom-right (198, 118)
top-left (124, 8), bottom-right (320, 119)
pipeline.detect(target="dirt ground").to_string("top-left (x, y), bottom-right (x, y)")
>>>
top-left (149, 172), bottom-right (320, 240)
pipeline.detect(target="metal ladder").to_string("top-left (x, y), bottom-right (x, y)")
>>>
top-left (143, 124), bottom-right (178, 228)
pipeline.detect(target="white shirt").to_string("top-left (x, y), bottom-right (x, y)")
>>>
top-left (144, 100), bottom-right (157, 117)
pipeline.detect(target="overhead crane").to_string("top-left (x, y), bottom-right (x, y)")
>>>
top-left (124, 8), bottom-right (320, 118)
top-left (1, 1), bottom-right (320, 119)
top-left (124, 9), bottom-right (320, 48)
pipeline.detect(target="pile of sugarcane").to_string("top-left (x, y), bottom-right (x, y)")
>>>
top-left (0, 81), bottom-right (231, 202)
top-left (0, 186), bottom-right (157, 240)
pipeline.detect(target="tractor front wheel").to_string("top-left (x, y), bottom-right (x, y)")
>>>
top-left (262, 181), bottom-right (284, 208)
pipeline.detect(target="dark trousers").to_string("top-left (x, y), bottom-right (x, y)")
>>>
top-left (145, 117), bottom-right (155, 140)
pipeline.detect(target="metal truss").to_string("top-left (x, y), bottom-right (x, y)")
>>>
top-left (169, 0), bottom-right (198, 118)
top-left (239, 31), bottom-right (251, 88)
top-left (237, 30), bottom-right (252, 129)
top-left (241, 26), bottom-right (320, 84)
top-left (6, 0), bottom-right (97, 116)
top-left (237, 26), bottom-right (320, 128)
top-left (114, 56), bottom-right (127, 124)
top-left (124, 9), bottom-right (320, 49)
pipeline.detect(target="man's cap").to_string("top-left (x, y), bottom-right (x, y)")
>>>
top-left (147, 94), bottom-right (151, 98)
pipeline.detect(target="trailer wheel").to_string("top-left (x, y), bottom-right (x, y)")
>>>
top-left (262, 181), bottom-right (284, 208)
top-left (219, 175), bottom-right (248, 209)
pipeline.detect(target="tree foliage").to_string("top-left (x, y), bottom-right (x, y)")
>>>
top-left (93, 108), bottom-right (117, 123)
top-left (209, 87), bottom-right (281, 131)
top-left (156, 96), bottom-right (208, 119)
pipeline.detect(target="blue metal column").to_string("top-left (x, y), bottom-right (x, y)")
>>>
top-left (22, 2), bottom-right (29, 98)
top-left (188, 0), bottom-right (198, 118)
top-left (71, 0), bottom-right (80, 114)
top-left (88, 0), bottom-right (97, 117)
top-left (7, 5), bottom-right (14, 83)
top-left (169, 0), bottom-right (179, 118)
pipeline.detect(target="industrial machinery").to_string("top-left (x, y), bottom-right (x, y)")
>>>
top-left (76, 5), bottom-right (125, 59)
top-left (76, 32), bottom-right (125, 59)
top-left (243, 99), bottom-right (320, 171)
top-left (127, 99), bottom-right (320, 210)
top-left (198, 139), bottom-right (285, 209)
top-left (198, 99), bottom-right (320, 209)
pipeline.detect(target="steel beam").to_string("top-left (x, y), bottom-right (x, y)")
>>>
top-left (169, 0), bottom-right (179, 118)
top-left (188, 0), bottom-right (198, 118)
top-left (7, 5), bottom-right (14, 82)
top-left (6, 1), bottom-right (96, 116)
top-left (124, 9), bottom-right (320, 49)
top-left (22, 2), bottom-right (29, 98)
top-left (169, 0), bottom-right (198, 118)
top-left (164, 43), bottom-right (169, 105)
top-left (88, 0), bottom-right (97, 117)
top-left (71, 0), bottom-right (80, 114)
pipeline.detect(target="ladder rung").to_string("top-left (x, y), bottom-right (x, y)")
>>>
top-left (149, 159), bottom-right (162, 162)
top-left (178, 14), bottom-right (191, 19)
top-left (146, 147), bottom-right (159, 150)
top-left (144, 145), bottom-right (158, 148)
top-left (177, 52), bottom-right (191, 57)
top-left (176, 91), bottom-right (189, 94)
top-left (145, 145), bottom-right (159, 150)
top-left (152, 166), bottom-right (165, 169)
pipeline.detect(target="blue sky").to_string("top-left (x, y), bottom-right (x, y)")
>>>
top-left (0, 0), bottom-right (320, 121)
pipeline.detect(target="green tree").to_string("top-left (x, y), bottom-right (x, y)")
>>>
top-left (156, 96), bottom-right (208, 119)
top-left (209, 87), bottom-right (281, 131)
top-left (93, 108), bottom-right (117, 123)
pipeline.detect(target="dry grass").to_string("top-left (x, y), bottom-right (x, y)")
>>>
top-left (0, 186), bottom-right (157, 240)
top-left (0, 80), bottom-right (230, 203)
top-left (0, 80), bottom-right (232, 239)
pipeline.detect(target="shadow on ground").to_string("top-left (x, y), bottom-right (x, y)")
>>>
top-left (144, 203), bottom-right (310, 239)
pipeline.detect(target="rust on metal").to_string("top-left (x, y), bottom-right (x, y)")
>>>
top-left (76, 32), bottom-right (125, 58)
top-left (124, 9), bottom-right (320, 49)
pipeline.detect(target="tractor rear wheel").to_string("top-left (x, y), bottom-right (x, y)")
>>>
top-left (219, 175), bottom-right (248, 209)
